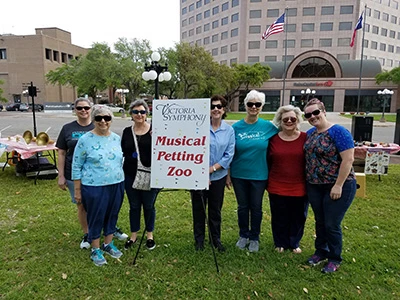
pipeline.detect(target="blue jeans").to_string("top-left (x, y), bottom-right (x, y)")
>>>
top-left (307, 179), bottom-right (356, 264)
top-left (125, 175), bottom-right (159, 233)
top-left (231, 177), bottom-right (267, 241)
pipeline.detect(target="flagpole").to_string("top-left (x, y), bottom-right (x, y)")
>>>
top-left (281, 7), bottom-right (288, 107)
top-left (356, 5), bottom-right (367, 114)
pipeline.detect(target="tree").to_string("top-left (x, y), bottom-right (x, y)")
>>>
top-left (376, 67), bottom-right (400, 85)
top-left (0, 80), bottom-right (7, 103)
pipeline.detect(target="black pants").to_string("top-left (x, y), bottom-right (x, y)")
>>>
top-left (190, 176), bottom-right (227, 244)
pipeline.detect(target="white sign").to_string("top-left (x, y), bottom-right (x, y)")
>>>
top-left (151, 99), bottom-right (210, 189)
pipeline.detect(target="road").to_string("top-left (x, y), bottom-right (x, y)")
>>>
top-left (0, 111), bottom-right (397, 144)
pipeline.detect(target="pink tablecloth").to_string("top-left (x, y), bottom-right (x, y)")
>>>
top-left (0, 138), bottom-right (58, 159)
top-left (354, 143), bottom-right (400, 159)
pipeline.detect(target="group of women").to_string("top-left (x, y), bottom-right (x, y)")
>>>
top-left (57, 91), bottom-right (356, 273)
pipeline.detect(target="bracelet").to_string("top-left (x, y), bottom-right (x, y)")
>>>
top-left (213, 166), bottom-right (217, 172)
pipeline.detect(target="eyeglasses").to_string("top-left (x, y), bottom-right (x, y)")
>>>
top-left (282, 117), bottom-right (297, 123)
top-left (131, 109), bottom-right (147, 115)
top-left (304, 109), bottom-right (322, 119)
top-left (211, 104), bottom-right (223, 110)
top-left (75, 106), bottom-right (91, 111)
top-left (94, 115), bottom-right (112, 122)
top-left (246, 102), bottom-right (262, 108)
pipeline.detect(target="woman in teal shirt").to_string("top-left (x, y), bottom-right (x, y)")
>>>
top-left (229, 90), bottom-right (278, 252)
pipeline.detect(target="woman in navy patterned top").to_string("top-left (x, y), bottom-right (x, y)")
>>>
top-left (303, 99), bottom-right (356, 274)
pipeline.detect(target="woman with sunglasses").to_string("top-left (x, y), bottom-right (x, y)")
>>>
top-left (190, 95), bottom-right (235, 252)
top-left (72, 105), bottom-right (125, 266)
top-left (267, 105), bottom-right (308, 254)
top-left (121, 99), bottom-right (159, 251)
top-left (303, 99), bottom-right (356, 273)
top-left (229, 90), bottom-right (278, 252)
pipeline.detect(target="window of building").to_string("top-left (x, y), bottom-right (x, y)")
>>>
top-left (265, 40), bottom-right (278, 48)
top-left (222, 1), bottom-right (229, 11)
top-left (196, 13), bottom-right (202, 21)
top-left (249, 25), bottom-right (261, 34)
top-left (338, 38), bottom-right (351, 46)
top-left (249, 41), bottom-right (261, 49)
top-left (204, 10), bottom-right (210, 18)
top-left (68, 54), bottom-right (73, 61)
top-left (231, 28), bottom-right (239, 37)
top-left (321, 6), bottom-right (334, 15)
top-left (302, 23), bottom-right (315, 32)
top-left (182, 19), bottom-right (187, 27)
top-left (250, 10), bottom-right (262, 18)
top-left (391, 15), bottom-right (397, 24)
top-left (213, 6), bottom-right (219, 15)
top-left (339, 22), bottom-right (352, 30)
top-left (61, 52), bottom-right (67, 63)
top-left (379, 57), bottom-right (385, 66)
top-left (363, 39), bottom-right (369, 48)
top-left (189, 29), bottom-right (194, 36)
top-left (204, 37), bottom-right (210, 44)
top-left (388, 45), bottom-right (394, 52)
top-left (196, 39), bottom-right (202, 46)
top-left (212, 20), bottom-right (219, 29)
top-left (286, 24), bottom-right (296, 32)
top-left (267, 9), bottom-right (279, 17)
top-left (301, 39), bottom-right (313, 47)
top-left (189, 16), bottom-right (194, 24)
top-left (398, 32), bottom-right (400, 40)
top-left (212, 34), bottom-right (219, 42)
top-left (220, 60), bottom-right (227, 65)
top-left (189, 3), bottom-right (195, 11)
top-left (371, 41), bottom-right (378, 49)
top-left (287, 8), bottom-right (297, 16)
top-left (204, 0), bottom-right (210, 4)
top-left (372, 26), bottom-right (379, 34)
top-left (265, 56), bottom-right (277, 62)
top-left (303, 7), bottom-right (315, 16)
top-left (250, 0), bottom-right (262, 2)
top-left (231, 43), bottom-right (238, 52)
top-left (232, 0), bottom-right (239, 7)
top-left (196, 26), bottom-right (202, 34)
top-left (382, 12), bottom-right (389, 21)
top-left (320, 22), bottom-right (333, 31)
top-left (0, 48), bottom-right (7, 59)
top-left (389, 30), bottom-right (396, 38)
top-left (282, 55), bottom-right (294, 62)
top-left (365, 23), bottom-right (370, 32)
top-left (204, 23), bottom-right (210, 31)
top-left (366, 7), bottom-right (371, 16)
top-left (340, 5), bottom-right (353, 14)
top-left (248, 56), bottom-right (260, 63)
top-left (221, 45), bottom-right (228, 54)
top-left (370, 56), bottom-right (376, 60)
top-left (182, 7), bottom-right (187, 15)
top-left (381, 28), bottom-right (387, 36)
top-left (45, 48), bottom-right (52, 60)
top-left (231, 13), bottom-right (239, 22)
top-left (380, 43), bottom-right (386, 51)
top-left (182, 32), bottom-right (187, 39)
top-left (230, 58), bottom-right (238, 65)
top-left (221, 16), bottom-right (228, 25)
top-left (182, 0), bottom-right (186, 2)
top-left (397, 46), bottom-right (400, 54)
top-left (387, 59), bottom-right (393, 67)
top-left (212, 48), bottom-right (218, 56)
top-left (319, 38), bottom-right (332, 47)
top-left (292, 57), bottom-right (335, 78)
top-left (373, 10), bottom-right (380, 19)
top-left (221, 31), bottom-right (228, 40)
top-left (337, 54), bottom-right (350, 60)
top-left (284, 39), bottom-right (295, 48)
top-left (196, 0), bottom-right (202, 8)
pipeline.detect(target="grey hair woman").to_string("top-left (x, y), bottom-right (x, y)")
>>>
top-left (272, 105), bottom-right (303, 131)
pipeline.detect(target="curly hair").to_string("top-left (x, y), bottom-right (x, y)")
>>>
top-left (272, 105), bottom-right (303, 131)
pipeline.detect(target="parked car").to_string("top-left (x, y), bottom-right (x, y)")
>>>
top-left (6, 103), bottom-right (29, 112)
top-left (29, 103), bottom-right (44, 112)
top-left (0, 104), bottom-right (3, 111)
top-left (104, 104), bottom-right (125, 113)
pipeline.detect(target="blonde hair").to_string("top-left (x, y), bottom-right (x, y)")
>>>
top-left (272, 105), bottom-right (302, 131)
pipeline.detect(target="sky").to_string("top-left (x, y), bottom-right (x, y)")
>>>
top-left (2, 0), bottom-right (180, 50)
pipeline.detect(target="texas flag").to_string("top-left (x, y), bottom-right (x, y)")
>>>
top-left (350, 13), bottom-right (363, 47)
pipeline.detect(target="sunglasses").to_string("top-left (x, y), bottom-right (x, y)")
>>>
top-left (94, 115), bottom-right (112, 122)
top-left (246, 102), bottom-right (262, 108)
top-left (131, 109), bottom-right (147, 115)
top-left (75, 106), bottom-right (91, 111)
top-left (282, 117), bottom-right (297, 123)
top-left (211, 104), bottom-right (223, 110)
top-left (304, 109), bottom-right (321, 119)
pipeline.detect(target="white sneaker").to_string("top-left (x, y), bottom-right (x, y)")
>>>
top-left (80, 234), bottom-right (90, 249)
top-left (113, 228), bottom-right (128, 241)
top-left (248, 240), bottom-right (259, 253)
top-left (236, 237), bottom-right (248, 250)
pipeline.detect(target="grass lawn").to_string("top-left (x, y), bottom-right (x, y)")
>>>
top-left (340, 113), bottom-right (397, 123)
top-left (0, 155), bottom-right (399, 299)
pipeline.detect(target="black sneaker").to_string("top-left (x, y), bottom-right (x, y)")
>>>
top-left (214, 241), bottom-right (226, 253)
top-left (146, 239), bottom-right (156, 250)
top-left (195, 241), bottom-right (204, 251)
top-left (124, 239), bottom-right (137, 250)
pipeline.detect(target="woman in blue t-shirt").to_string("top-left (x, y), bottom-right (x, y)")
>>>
top-left (228, 90), bottom-right (278, 252)
top-left (303, 99), bottom-right (356, 274)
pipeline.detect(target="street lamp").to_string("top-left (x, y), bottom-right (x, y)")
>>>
top-left (116, 88), bottom-right (129, 118)
top-left (301, 88), bottom-right (316, 101)
top-left (142, 52), bottom-right (171, 100)
top-left (377, 88), bottom-right (393, 123)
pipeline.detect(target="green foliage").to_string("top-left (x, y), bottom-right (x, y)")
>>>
top-left (0, 79), bottom-right (7, 103)
top-left (1, 153), bottom-right (400, 299)
top-left (375, 67), bottom-right (400, 85)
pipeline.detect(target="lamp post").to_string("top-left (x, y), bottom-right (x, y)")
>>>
top-left (22, 89), bottom-right (29, 106)
top-left (377, 88), bottom-right (393, 123)
top-left (301, 88), bottom-right (316, 102)
top-left (142, 52), bottom-right (171, 100)
top-left (116, 88), bottom-right (129, 118)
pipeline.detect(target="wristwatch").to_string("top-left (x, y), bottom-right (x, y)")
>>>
top-left (213, 166), bottom-right (217, 173)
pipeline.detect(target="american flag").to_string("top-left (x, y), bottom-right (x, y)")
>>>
top-left (350, 13), bottom-right (363, 47)
top-left (261, 13), bottom-right (285, 40)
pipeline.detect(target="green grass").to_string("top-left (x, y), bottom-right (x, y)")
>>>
top-left (340, 113), bottom-right (397, 122)
top-left (1, 155), bottom-right (399, 299)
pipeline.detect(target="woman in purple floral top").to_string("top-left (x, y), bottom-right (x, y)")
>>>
top-left (303, 99), bottom-right (356, 274)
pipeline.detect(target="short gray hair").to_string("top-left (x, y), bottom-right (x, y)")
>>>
top-left (74, 97), bottom-right (92, 107)
top-left (244, 90), bottom-right (265, 106)
top-left (272, 105), bottom-right (303, 131)
top-left (91, 104), bottom-right (113, 122)
top-left (129, 99), bottom-right (149, 113)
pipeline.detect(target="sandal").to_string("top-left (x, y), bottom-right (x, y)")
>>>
top-left (275, 247), bottom-right (284, 253)
top-left (292, 247), bottom-right (302, 254)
